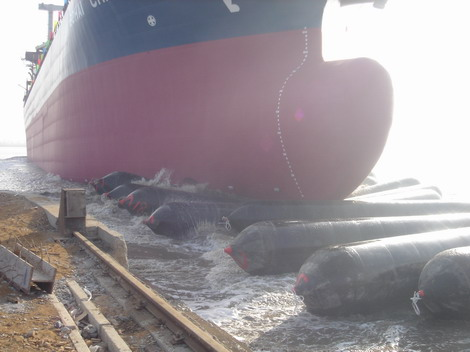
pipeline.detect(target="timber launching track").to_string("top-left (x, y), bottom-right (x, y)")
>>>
top-left (71, 231), bottom-right (249, 352)
top-left (24, 191), bottom-right (250, 352)
top-left (72, 231), bottom-right (249, 352)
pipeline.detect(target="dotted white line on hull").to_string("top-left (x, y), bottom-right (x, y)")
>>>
top-left (275, 27), bottom-right (309, 198)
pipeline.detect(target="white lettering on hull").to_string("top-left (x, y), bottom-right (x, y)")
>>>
top-left (223, 0), bottom-right (240, 13)
top-left (90, 0), bottom-right (111, 8)
top-left (69, 1), bottom-right (85, 28)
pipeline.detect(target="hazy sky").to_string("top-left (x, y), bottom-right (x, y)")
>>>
top-left (325, 0), bottom-right (470, 194)
top-left (0, 1), bottom-right (62, 145)
top-left (0, 0), bottom-right (469, 195)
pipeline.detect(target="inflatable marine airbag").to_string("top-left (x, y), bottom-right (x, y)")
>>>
top-left (294, 227), bottom-right (470, 316)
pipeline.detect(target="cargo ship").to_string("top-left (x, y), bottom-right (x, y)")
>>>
top-left (23, 0), bottom-right (393, 200)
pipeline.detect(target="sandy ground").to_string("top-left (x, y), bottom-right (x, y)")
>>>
top-left (0, 192), bottom-right (153, 352)
top-left (0, 192), bottom-right (77, 351)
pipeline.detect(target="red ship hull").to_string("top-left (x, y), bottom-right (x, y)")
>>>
top-left (26, 28), bottom-right (392, 200)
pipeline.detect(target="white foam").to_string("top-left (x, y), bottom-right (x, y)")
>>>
top-left (2, 158), bottom-right (469, 351)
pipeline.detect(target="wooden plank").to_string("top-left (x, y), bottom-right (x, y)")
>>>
top-left (0, 245), bottom-right (33, 294)
top-left (48, 294), bottom-right (91, 352)
top-left (67, 280), bottom-right (132, 352)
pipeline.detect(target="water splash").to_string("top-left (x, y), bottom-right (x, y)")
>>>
top-left (2, 156), bottom-right (470, 351)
